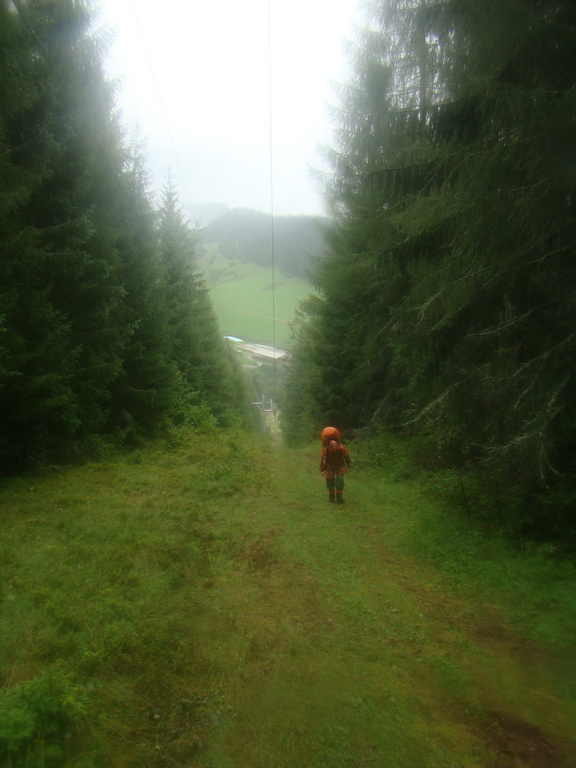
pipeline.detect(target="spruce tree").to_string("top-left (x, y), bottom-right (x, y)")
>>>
top-left (286, 0), bottom-right (576, 530)
top-left (1, 0), bottom-right (163, 464)
top-left (107, 135), bottom-right (179, 435)
top-left (156, 176), bottom-right (248, 426)
top-left (22, 0), bottom-right (132, 433)
top-left (0, 0), bottom-right (89, 467)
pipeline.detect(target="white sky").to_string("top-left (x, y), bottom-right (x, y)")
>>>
top-left (96, 0), bottom-right (362, 217)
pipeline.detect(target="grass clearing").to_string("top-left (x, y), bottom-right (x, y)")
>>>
top-left (209, 269), bottom-right (311, 346)
top-left (1, 433), bottom-right (575, 766)
top-left (197, 248), bottom-right (312, 346)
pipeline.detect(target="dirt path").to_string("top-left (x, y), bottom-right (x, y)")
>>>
top-left (147, 441), bottom-right (574, 768)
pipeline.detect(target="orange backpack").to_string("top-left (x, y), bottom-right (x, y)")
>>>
top-left (326, 439), bottom-right (345, 469)
top-left (321, 426), bottom-right (341, 445)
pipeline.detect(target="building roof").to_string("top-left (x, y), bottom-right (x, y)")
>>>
top-left (242, 343), bottom-right (287, 361)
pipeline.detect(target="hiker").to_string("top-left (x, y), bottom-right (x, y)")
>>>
top-left (320, 426), bottom-right (351, 504)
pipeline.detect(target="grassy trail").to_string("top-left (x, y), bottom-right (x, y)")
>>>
top-left (1, 433), bottom-right (575, 767)
top-left (184, 442), bottom-right (575, 768)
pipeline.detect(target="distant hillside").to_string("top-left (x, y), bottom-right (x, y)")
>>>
top-left (202, 208), bottom-right (328, 280)
top-left (186, 203), bottom-right (229, 226)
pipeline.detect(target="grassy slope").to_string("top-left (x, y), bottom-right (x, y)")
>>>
top-left (199, 246), bottom-right (312, 346)
top-left (210, 273), bottom-right (309, 347)
top-left (1, 431), bottom-right (575, 767)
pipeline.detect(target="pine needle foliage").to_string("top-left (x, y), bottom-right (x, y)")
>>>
top-left (0, 0), bottom-right (248, 471)
top-left (285, 0), bottom-right (576, 534)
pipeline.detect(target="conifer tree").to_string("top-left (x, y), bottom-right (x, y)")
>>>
top-left (286, 0), bottom-right (576, 529)
top-left (0, 0), bottom-right (250, 469)
top-left (156, 176), bottom-right (248, 426)
top-left (0, 0), bottom-right (100, 466)
top-left (1, 0), bottom-right (167, 463)
top-left (281, 295), bottom-right (324, 443)
top-left (107, 134), bottom-right (180, 435)
top-left (22, 0), bottom-right (132, 432)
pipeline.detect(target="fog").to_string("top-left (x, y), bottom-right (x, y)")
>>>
top-left (98, 0), bottom-right (361, 218)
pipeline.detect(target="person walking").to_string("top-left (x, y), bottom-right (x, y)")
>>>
top-left (320, 426), bottom-right (351, 504)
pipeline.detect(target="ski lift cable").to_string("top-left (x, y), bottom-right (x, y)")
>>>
top-left (125, 0), bottom-right (232, 335)
top-left (131, 0), bottom-right (278, 410)
top-left (267, 0), bottom-right (278, 409)
top-left (127, 0), bottom-right (195, 212)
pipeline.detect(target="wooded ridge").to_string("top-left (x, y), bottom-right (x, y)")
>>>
top-left (202, 208), bottom-right (328, 281)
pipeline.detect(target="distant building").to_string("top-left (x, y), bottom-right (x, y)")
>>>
top-left (242, 343), bottom-right (287, 363)
top-left (223, 336), bottom-right (287, 365)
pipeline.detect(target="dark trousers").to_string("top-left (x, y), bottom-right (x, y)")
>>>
top-left (326, 475), bottom-right (344, 491)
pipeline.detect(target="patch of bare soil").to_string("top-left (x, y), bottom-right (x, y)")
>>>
top-left (357, 515), bottom-right (576, 766)
top-left (482, 711), bottom-right (563, 768)
top-left (241, 528), bottom-right (280, 572)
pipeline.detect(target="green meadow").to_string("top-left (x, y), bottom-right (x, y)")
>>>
top-left (1, 429), bottom-right (575, 767)
top-left (199, 245), bottom-right (313, 346)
